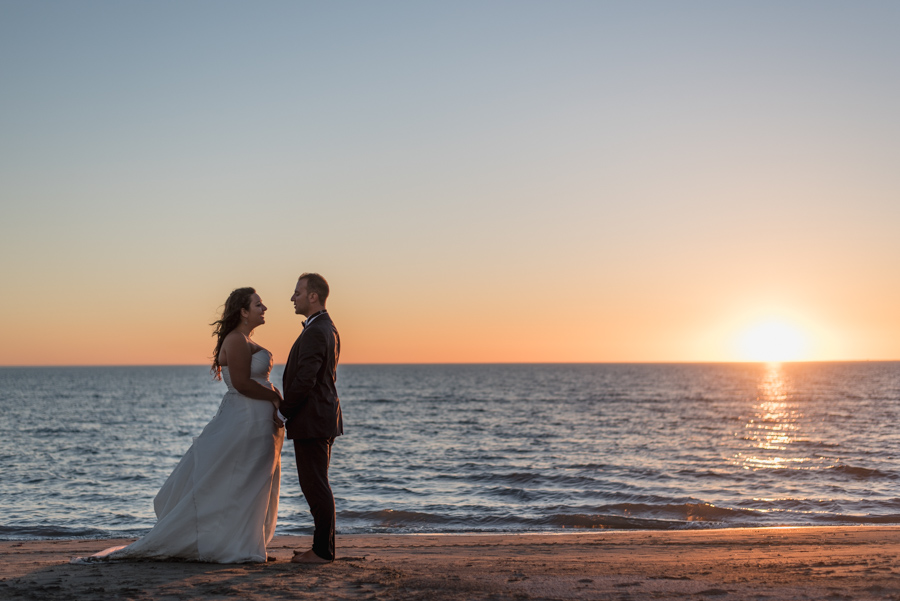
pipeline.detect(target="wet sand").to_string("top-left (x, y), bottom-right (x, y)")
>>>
top-left (2, 527), bottom-right (899, 600)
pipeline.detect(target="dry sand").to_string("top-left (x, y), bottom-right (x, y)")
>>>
top-left (2, 527), bottom-right (900, 600)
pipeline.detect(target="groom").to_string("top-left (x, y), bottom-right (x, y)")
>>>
top-left (279, 272), bottom-right (343, 564)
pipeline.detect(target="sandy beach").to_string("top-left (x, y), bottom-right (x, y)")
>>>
top-left (2, 527), bottom-right (899, 600)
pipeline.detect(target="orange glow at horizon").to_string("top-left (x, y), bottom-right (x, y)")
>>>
top-left (0, 276), bottom-right (891, 366)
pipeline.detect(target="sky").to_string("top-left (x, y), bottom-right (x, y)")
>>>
top-left (2, 1), bottom-right (899, 366)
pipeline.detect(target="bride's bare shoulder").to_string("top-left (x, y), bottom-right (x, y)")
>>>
top-left (219, 331), bottom-right (252, 366)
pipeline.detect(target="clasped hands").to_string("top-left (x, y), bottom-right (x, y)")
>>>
top-left (271, 388), bottom-right (285, 429)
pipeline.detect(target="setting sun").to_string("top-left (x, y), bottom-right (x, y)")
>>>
top-left (737, 320), bottom-right (810, 362)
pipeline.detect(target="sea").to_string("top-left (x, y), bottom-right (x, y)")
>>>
top-left (1, 362), bottom-right (899, 541)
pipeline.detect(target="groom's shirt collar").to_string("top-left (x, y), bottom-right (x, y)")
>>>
top-left (302, 310), bottom-right (328, 328)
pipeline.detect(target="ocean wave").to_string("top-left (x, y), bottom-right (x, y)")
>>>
top-left (451, 470), bottom-right (607, 487)
top-left (0, 525), bottom-right (110, 540)
top-left (673, 469), bottom-right (737, 480)
top-left (544, 513), bottom-right (687, 530)
top-left (337, 502), bottom-right (762, 532)
top-left (580, 502), bottom-right (762, 525)
top-left (826, 465), bottom-right (896, 480)
top-left (28, 426), bottom-right (87, 435)
top-left (341, 508), bottom-right (456, 526)
top-left (735, 464), bottom-right (897, 481)
top-left (336, 500), bottom-right (900, 533)
top-left (821, 514), bottom-right (900, 524)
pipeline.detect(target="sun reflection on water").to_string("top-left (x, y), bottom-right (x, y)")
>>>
top-left (738, 363), bottom-right (808, 470)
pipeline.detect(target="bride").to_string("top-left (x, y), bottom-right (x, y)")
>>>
top-left (75, 287), bottom-right (285, 563)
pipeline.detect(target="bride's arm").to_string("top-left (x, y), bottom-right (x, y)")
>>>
top-left (220, 334), bottom-right (282, 405)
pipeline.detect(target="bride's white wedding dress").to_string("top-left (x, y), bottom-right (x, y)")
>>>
top-left (74, 349), bottom-right (284, 564)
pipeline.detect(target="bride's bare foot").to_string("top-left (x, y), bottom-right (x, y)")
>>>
top-left (291, 549), bottom-right (331, 564)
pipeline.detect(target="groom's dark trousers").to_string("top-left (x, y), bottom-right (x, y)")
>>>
top-left (281, 311), bottom-right (342, 561)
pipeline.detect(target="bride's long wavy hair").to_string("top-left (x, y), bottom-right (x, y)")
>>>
top-left (210, 287), bottom-right (256, 380)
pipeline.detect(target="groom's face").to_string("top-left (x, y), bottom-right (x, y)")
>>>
top-left (292, 279), bottom-right (311, 316)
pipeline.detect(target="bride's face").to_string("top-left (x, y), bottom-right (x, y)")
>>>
top-left (242, 293), bottom-right (267, 328)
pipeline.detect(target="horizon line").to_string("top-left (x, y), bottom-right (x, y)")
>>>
top-left (1, 359), bottom-right (898, 369)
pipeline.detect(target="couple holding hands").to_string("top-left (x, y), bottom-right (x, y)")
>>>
top-left (77, 273), bottom-right (342, 564)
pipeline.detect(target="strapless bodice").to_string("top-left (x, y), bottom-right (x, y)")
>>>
top-left (222, 349), bottom-right (274, 392)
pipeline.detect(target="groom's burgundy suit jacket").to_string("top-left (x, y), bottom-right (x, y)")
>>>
top-left (281, 312), bottom-right (343, 440)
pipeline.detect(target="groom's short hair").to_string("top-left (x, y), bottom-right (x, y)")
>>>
top-left (299, 273), bottom-right (330, 304)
